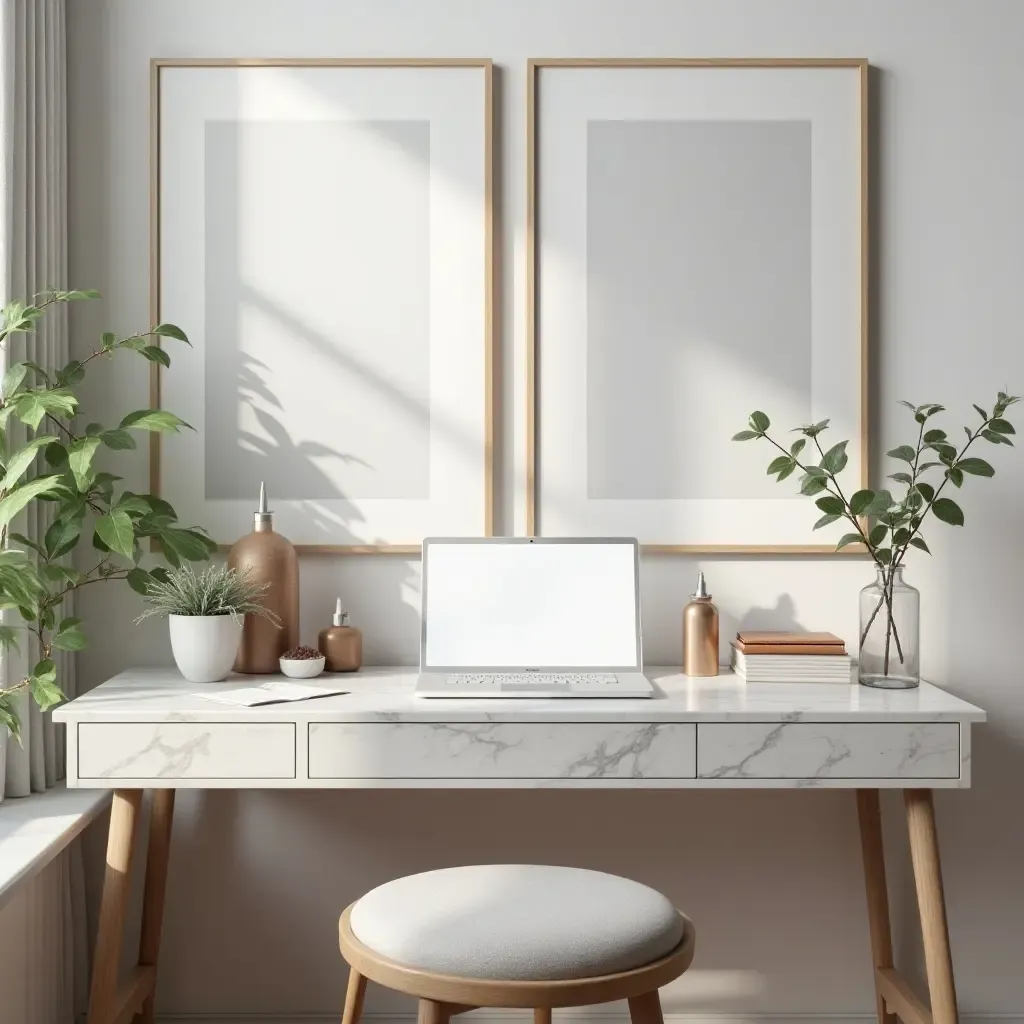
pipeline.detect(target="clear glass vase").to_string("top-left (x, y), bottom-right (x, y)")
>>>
top-left (858, 566), bottom-right (920, 689)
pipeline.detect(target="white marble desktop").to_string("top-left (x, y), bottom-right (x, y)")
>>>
top-left (54, 668), bottom-right (983, 790)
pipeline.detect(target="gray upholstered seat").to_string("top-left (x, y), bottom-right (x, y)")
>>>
top-left (348, 864), bottom-right (685, 982)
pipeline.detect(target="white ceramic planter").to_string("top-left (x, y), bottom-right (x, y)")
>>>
top-left (168, 615), bottom-right (244, 683)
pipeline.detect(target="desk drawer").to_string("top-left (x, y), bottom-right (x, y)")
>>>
top-left (78, 723), bottom-right (296, 780)
top-left (697, 722), bottom-right (960, 780)
top-left (309, 722), bottom-right (696, 779)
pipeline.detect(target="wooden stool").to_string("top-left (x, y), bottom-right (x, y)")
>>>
top-left (339, 865), bottom-right (696, 1024)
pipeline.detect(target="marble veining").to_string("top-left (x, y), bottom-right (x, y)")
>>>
top-left (698, 723), bottom-right (961, 781)
top-left (307, 722), bottom-right (695, 780)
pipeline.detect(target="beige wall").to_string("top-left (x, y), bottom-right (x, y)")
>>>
top-left (66, 0), bottom-right (1024, 1018)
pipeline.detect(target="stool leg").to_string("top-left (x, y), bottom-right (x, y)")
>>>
top-left (418, 1000), bottom-right (451, 1024)
top-left (629, 990), bottom-right (665, 1024)
top-left (535, 1009), bottom-right (553, 1024)
top-left (342, 969), bottom-right (367, 1024)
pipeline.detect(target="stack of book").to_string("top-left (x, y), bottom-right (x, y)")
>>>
top-left (730, 631), bottom-right (852, 683)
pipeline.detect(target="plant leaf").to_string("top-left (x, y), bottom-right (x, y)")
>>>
top-left (790, 438), bottom-right (806, 457)
top-left (981, 429), bottom-right (1013, 445)
top-left (957, 457), bottom-right (994, 477)
top-left (821, 441), bottom-right (849, 475)
top-left (141, 345), bottom-right (171, 368)
top-left (946, 467), bottom-right (964, 487)
top-left (849, 489), bottom-right (875, 515)
top-left (932, 497), bottom-right (965, 526)
top-left (2, 435), bottom-right (57, 489)
top-left (766, 455), bottom-right (792, 475)
top-left (52, 625), bottom-right (86, 651)
top-left (100, 428), bottom-right (136, 450)
top-left (973, 404), bottom-right (988, 420)
top-left (886, 445), bottom-right (916, 463)
top-left (888, 471), bottom-right (913, 485)
top-left (836, 533), bottom-right (863, 551)
top-left (815, 495), bottom-right (844, 515)
top-left (28, 659), bottom-right (64, 711)
top-left (120, 409), bottom-right (193, 433)
top-left (776, 462), bottom-right (796, 482)
top-left (152, 323), bottom-right (190, 344)
top-left (748, 411), bottom-right (770, 433)
top-left (2, 362), bottom-right (27, 398)
top-left (876, 547), bottom-right (892, 565)
top-left (731, 430), bottom-right (758, 441)
top-left (868, 523), bottom-right (888, 547)
top-left (989, 418), bottom-right (1015, 434)
top-left (68, 436), bottom-right (102, 491)
top-left (44, 516), bottom-right (80, 559)
top-left (813, 513), bottom-right (840, 530)
top-left (799, 474), bottom-right (828, 496)
top-left (915, 481), bottom-right (935, 502)
top-left (910, 536), bottom-right (931, 554)
top-left (95, 510), bottom-right (135, 558)
top-left (126, 567), bottom-right (153, 595)
top-left (923, 429), bottom-right (946, 442)
top-left (0, 475), bottom-right (62, 530)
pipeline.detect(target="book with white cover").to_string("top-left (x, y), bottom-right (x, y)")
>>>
top-left (731, 648), bottom-right (853, 683)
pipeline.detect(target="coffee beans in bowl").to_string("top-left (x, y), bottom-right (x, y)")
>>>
top-left (279, 646), bottom-right (326, 679)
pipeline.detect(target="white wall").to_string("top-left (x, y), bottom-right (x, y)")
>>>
top-left (66, 0), bottom-right (1024, 1019)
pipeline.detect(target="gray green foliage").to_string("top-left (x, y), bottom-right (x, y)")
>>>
top-left (135, 564), bottom-right (280, 624)
top-left (0, 290), bottom-right (216, 740)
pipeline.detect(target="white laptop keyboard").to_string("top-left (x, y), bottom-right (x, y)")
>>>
top-left (446, 672), bottom-right (618, 690)
top-left (415, 671), bottom-right (653, 698)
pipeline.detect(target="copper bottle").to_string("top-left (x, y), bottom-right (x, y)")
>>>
top-left (683, 571), bottom-right (719, 677)
top-left (228, 483), bottom-right (299, 673)
top-left (318, 599), bottom-right (363, 672)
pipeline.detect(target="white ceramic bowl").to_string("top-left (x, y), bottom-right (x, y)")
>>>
top-left (279, 654), bottom-right (326, 679)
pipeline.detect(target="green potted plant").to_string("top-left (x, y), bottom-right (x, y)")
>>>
top-left (135, 564), bottom-right (279, 682)
top-left (0, 290), bottom-right (216, 739)
top-left (734, 394), bottom-right (1018, 688)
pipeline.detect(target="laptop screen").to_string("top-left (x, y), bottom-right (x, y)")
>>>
top-left (421, 539), bottom-right (641, 671)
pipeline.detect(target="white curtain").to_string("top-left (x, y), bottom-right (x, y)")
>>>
top-left (0, 2), bottom-right (88, 1021)
top-left (0, 0), bottom-right (75, 798)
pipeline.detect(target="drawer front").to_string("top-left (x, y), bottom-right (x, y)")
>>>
top-left (698, 722), bottom-right (961, 780)
top-left (309, 722), bottom-right (696, 779)
top-left (78, 723), bottom-right (296, 780)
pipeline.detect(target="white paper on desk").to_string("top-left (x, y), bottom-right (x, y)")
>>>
top-left (195, 681), bottom-right (350, 707)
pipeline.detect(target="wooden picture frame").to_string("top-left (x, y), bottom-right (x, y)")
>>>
top-left (526, 58), bottom-right (869, 554)
top-left (151, 58), bottom-right (494, 554)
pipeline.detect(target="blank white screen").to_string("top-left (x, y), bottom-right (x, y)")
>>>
top-left (423, 541), bottom-right (639, 669)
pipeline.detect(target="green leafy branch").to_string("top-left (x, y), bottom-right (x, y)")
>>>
top-left (733, 392), bottom-right (1019, 676)
top-left (0, 291), bottom-right (215, 739)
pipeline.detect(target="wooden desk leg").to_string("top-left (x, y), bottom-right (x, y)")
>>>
top-left (905, 789), bottom-right (959, 1024)
top-left (134, 789), bottom-right (177, 1024)
top-left (88, 789), bottom-right (144, 1024)
top-left (856, 789), bottom-right (898, 1024)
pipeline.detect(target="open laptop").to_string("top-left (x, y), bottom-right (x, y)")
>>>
top-left (415, 537), bottom-right (653, 698)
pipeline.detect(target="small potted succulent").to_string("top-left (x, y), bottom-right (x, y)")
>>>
top-left (136, 565), bottom-right (280, 682)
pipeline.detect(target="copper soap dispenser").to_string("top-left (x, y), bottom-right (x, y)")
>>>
top-left (228, 482), bottom-right (299, 673)
top-left (683, 571), bottom-right (719, 677)
top-left (318, 598), bottom-right (363, 672)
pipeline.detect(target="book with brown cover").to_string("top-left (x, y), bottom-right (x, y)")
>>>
top-left (734, 631), bottom-right (847, 656)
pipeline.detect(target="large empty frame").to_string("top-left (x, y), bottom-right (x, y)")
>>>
top-left (527, 58), bottom-right (868, 553)
top-left (152, 58), bottom-right (494, 553)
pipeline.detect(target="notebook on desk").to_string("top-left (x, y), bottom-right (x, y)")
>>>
top-left (415, 537), bottom-right (654, 698)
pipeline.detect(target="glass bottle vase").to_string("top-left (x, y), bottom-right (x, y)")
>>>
top-left (858, 566), bottom-right (920, 689)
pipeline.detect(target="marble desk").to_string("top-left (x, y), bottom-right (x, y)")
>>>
top-left (54, 668), bottom-right (984, 1024)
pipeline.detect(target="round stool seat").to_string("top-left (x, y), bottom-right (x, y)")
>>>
top-left (349, 864), bottom-right (686, 982)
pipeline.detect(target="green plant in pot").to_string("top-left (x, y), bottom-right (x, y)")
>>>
top-left (0, 290), bottom-right (216, 738)
top-left (135, 564), bottom-right (279, 683)
top-left (734, 394), bottom-right (1018, 688)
